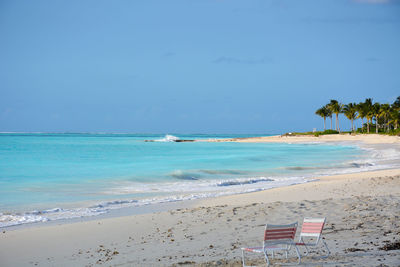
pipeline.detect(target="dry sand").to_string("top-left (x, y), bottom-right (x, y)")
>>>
top-left (1, 135), bottom-right (400, 267)
top-left (202, 133), bottom-right (400, 145)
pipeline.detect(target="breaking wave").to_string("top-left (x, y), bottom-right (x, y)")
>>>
top-left (154, 134), bottom-right (180, 142)
top-left (0, 176), bottom-right (305, 228)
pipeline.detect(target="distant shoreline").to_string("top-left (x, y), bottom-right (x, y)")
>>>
top-left (198, 133), bottom-right (400, 144)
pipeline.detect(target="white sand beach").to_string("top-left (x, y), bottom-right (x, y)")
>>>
top-left (202, 133), bottom-right (400, 145)
top-left (0, 135), bottom-right (399, 267)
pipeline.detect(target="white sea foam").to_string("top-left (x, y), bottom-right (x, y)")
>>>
top-left (0, 207), bottom-right (108, 228)
top-left (154, 134), bottom-right (180, 142)
top-left (311, 144), bottom-right (400, 177)
top-left (0, 176), bottom-right (308, 228)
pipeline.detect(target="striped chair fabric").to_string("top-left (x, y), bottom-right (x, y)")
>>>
top-left (241, 222), bottom-right (301, 267)
top-left (296, 217), bottom-right (330, 258)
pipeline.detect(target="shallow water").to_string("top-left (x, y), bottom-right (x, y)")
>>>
top-left (0, 133), bottom-right (394, 227)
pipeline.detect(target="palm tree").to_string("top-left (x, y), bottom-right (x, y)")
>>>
top-left (343, 103), bottom-right (358, 132)
top-left (364, 98), bottom-right (373, 133)
top-left (390, 97), bottom-right (400, 130)
top-left (379, 104), bottom-right (391, 132)
top-left (389, 108), bottom-right (400, 130)
top-left (328, 99), bottom-right (343, 133)
top-left (325, 104), bottom-right (333, 130)
top-left (372, 102), bottom-right (381, 133)
top-left (356, 102), bottom-right (368, 132)
top-left (393, 96), bottom-right (400, 110)
top-left (315, 106), bottom-right (329, 130)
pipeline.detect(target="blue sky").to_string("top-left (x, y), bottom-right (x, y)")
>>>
top-left (1, 0), bottom-right (399, 133)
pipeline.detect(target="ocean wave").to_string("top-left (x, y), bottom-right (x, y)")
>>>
top-left (170, 170), bottom-right (200, 180)
top-left (0, 207), bottom-right (108, 228)
top-left (347, 162), bottom-right (374, 168)
top-left (154, 134), bottom-right (180, 142)
top-left (217, 177), bottom-right (274, 186)
top-left (0, 176), bottom-right (305, 228)
top-left (285, 166), bottom-right (316, 171)
top-left (198, 169), bottom-right (246, 175)
top-left (309, 145), bottom-right (400, 177)
top-left (90, 199), bottom-right (139, 209)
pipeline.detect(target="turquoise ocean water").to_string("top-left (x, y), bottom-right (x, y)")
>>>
top-left (0, 133), bottom-right (385, 227)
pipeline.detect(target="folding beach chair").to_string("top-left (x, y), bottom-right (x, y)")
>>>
top-left (296, 217), bottom-right (330, 257)
top-left (241, 222), bottom-right (301, 267)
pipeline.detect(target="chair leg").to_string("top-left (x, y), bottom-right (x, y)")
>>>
top-left (293, 245), bottom-right (301, 265)
top-left (321, 239), bottom-right (330, 258)
top-left (304, 244), bottom-right (309, 256)
top-left (299, 237), bottom-right (309, 256)
top-left (264, 250), bottom-right (270, 267)
top-left (242, 250), bottom-right (255, 267)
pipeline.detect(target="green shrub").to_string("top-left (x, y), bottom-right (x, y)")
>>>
top-left (388, 128), bottom-right (400, 136)
top-left (322, 129), bottom-right (339, 134)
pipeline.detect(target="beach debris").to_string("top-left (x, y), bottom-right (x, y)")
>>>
top-left (345, 248), bottom-right (366, 252)
top-left (176, 260), bottom-right (196, 265)
top-left (379, 241), bottom-right (400, 251)
top-left (383, 230), bottom-right (392, 236)
top-left (354, 222), bottom-right (364, 229)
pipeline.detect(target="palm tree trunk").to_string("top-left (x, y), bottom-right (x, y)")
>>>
top-left (386, 118), bottom-right (388, 132)
top-left (384, 116), bottom-right (386, 132)
top-left (386, 116), bottom-right (389, 132)
top-left (335, 114), bottom-right (337, 131)
top-left (337, 114), bottom-right (340, 133)
top-left (330, 117), bottom-right (333, 130)
top-left (335, 114), bottom-right (338, 131)
top-left (323, 117), bottom-right (326, 131)
top-left (376, 117), bottom-right (378, 134)
top-left (367, 119), bottom-right (370, 133)
top-left (351, 119), bottom-right (354, 132)
top-left (361, 118), bottom-right (364, 132)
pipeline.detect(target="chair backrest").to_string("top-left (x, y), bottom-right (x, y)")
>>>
top-left (299, 217), bottom-right (325, 241)
top-left (263, 222), bottom-right (298, 246)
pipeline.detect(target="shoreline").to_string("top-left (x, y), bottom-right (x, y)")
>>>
top-left (1, 168), bottom-right (399, 266)
top-left (1, 134), bottom-right (399, 266)
top-left (2, 135), bottom-right (399, 230)
top-left (199, 133), bottom-right (400, 144)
